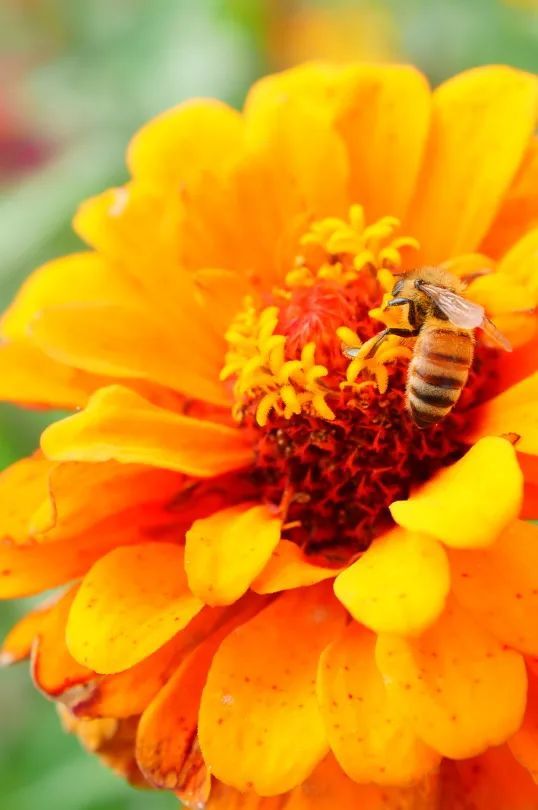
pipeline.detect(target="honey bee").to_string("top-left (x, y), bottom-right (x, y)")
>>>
top-left (345, 267), bottom-right (511, 428)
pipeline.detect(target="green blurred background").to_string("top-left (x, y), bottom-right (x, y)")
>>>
top-left (0, 1), bottom-right (536, 807)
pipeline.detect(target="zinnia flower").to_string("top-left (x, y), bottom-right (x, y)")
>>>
top-left (1, 63), bottom-right (538, 809)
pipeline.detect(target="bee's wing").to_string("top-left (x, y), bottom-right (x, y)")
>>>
top-left (420, 282), bottom-right (512, 352)
top-left (419, 283), bottom-right (485, 328)
top-left (342, 345), bottom-right (361, 358)
top-left (481, 317), bottom-right (512, 352)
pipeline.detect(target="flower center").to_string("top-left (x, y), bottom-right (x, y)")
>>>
top-left (222, 206), bottom-right (499, 564)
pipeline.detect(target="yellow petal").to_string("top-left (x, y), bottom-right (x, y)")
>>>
top-left (41, 385), bottom-right (252, 477)
top-left (0, 341), bottom-right (101, 408)
top-left (481, 135), bottom-right (538, 258)
top-left (407, 66), bottom-right (538, 262)
top-left (334, 64), bottom-right (431, 222)
top-left (466, 273), bottom-right (531, 315)
top-left (185, 504), bottom-right (281, 606)
top-left (127, 100), bottom-right (243, 190)
top-left (334, 528), bottom-right (449, 636)
top-left (66, 543), bottom-right (203, 674)
top-left (0, 252), bottom-right (135, 341)
top-left (498, 227), bottom-right (538, 295)
top-left (390, 437), bottom-right (522, 548)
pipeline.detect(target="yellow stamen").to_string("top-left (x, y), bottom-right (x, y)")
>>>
top-left (342, 333), bottom-right (413, 396)
top-left (286, 204), bottom-right (419, 288)
top-left (222, 303), bottom-right (336, 427)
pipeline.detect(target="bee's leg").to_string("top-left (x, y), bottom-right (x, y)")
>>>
top-left (365, 325), bottom-right (420, 359)
top-left (385, 296), bottom-right (418, 329)
top-left (364, 328), bottom-right (390, 359)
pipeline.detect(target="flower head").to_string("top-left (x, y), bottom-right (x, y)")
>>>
top-left (1, 63), bottom-right (538, 809)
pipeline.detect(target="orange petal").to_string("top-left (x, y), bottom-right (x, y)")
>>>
top-left (208, 755), bottom-right (439, 810)
top-left (465, 373), bottom-right (538, 454)
top-left (251, 540), bottom-right (340, 594)
top-left (0, 341), bottom-right (101, 408)
top-left (29, 461), bottom-right (181, 543)
top-left (376, 600), bottom-right (527, 759)
top-left (127, 100), bottom-right (243, 190)
top-left (136, 638), bottom-right (219, 791)
top-left (135, 597), bottom-right (260, 792)
top-left (407, 66), bottom-right (538, 262)
top-left (481, 135), bottom-right (538, 258)
top-left (334, 528), bottom-right (449, 636)
top-left (66, 543), bottom-right (203, 674)
top-left (1, 252), bottom-right (137, 340)
top-left (0, 454), bottom-right (181, 546)
top-left (198, 585), bottom-right (346, 795)
top-left (206, 783), bottom-right (282, 810)
top-left (440, 745), bottom-right (538, 810)
top-left (318, 622), bottom-right (439, 785)
top-left (509, 664), bottom-right (538, 781)
top-left (0, 598), bottom-right (53, 665)
top-left (194, 268), bottom-right (251, 337)
top-left (70, 605), bottom-right (231, 719)
top-left (523, 480), bottom-right (538, 519)
top-left (450, 520), bottom-right (538, 655)
top-left (30, 303), bottom-right (230, 407)
top-left (390, 437), bottom-right (522, 549)
top-left (517, 453), bottom-right (538, 520)
top-left (0, 501), bottom-right (176, 598)
top-left (287, 754), bottom-right (439, 810)
top-left (32, 587), bottom-right (94, 698)
top-left (0, 454), bottom-right (54, 544)
top-left (185, 503), bottom-right (281, 606)
top-left (41, 385), bottom-right (252, 477)
top-left (495, 332), bottom-right (538, 394)
top-left (334, 65), bottom-right (431, 222)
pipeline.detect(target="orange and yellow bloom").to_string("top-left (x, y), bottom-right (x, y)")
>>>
top-left (1, 63), bottom-right (538, 808)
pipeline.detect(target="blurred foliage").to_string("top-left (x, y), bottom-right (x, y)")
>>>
top-left (0, 0), bottom-right (536, 807)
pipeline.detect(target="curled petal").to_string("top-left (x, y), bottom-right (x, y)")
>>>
top-left (41, 385), bottom-right (253, 477)
top-left (0, 598), bottom-right (54, 666)
top-left (32, 587), bottom-right (94, 699)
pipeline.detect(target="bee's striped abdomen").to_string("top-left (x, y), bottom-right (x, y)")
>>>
top-left (407, 324), bottom-right (473, 428)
